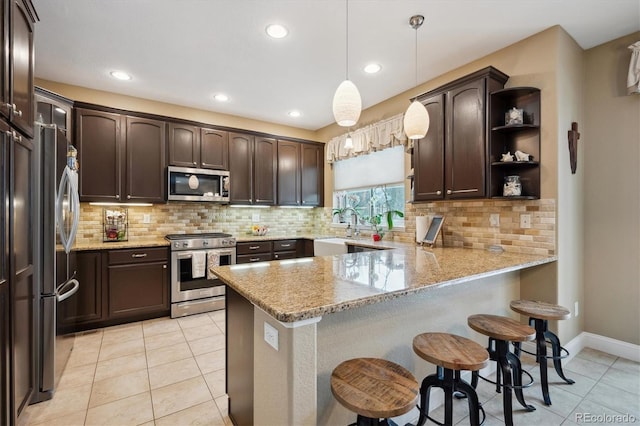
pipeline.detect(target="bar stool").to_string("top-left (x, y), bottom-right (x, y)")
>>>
top-left (331, 357), bottom-right (419, 426)
top-left (467, 314), bottom-right (536, 426)
top-left (510, 300), bottom-right (575, 406)
top-left (412, 332), bottom-right (489, 426)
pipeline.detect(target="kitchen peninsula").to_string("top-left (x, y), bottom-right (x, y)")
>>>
top-left (212, 243), bottom-right (556, 425)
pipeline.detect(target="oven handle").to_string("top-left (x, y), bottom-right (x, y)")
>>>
top-left (177, 252), bottom-right (194, 260)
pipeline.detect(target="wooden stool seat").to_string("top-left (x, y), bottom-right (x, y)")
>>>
top-left (510, 300), bottom-right (571, 321)
top-left (468, 314), bottom-right (535, 342)
top-left (413, 332), bottom-right (489, 372)
top-left (330, 358), bottom-right (419, 420)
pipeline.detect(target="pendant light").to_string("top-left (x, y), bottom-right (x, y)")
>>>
top-left (344, 132), bottom-right (353, 149)
top-left (403, 15), bottom-right (430, 140)
top-left (332, 0), bottom-right (361, 127)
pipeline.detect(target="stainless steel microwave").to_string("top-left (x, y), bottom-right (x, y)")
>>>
top-left (167, 166), bottom-right (230, 202)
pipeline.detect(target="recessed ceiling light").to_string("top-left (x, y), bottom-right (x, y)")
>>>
top-left (213, 93), bottom-right (229, 102)
top-left (266, 24), bottom-right (288, 39)
top-left (288, 110), bottom-right (301, 118)
top-left (364, 63), bottom-right (382, 74)
top-left (110, 70), bottom-right (131, 81)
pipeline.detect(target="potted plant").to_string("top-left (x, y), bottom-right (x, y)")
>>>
top-left (332, 206), bottom-right (358, 223)
top-left (362, 185), bottom-right (404, 241)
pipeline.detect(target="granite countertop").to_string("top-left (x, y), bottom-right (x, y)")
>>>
top-left (212, 244), bottom-right (557, 323)
top-left (72, 238), bottom-right (171, 251)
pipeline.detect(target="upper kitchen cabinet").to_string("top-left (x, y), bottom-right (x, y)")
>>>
top-left (412, 66), bottom-right (508, 201)
top-left (168, 124), bottom-right (229, 170)
top-left (488, 87), bottom-right (541, 199)
top-left (277, 140), bottom-right (324, 207)
top-left (0, 0), bottom-right (36, 138)
top-left (35, 87), bottom-right (73, 141)
top-left (76, 106), bottom-right (166, 203)
top-left (228, 133), bottom-right (276, 205)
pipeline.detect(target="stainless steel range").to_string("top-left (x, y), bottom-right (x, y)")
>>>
top-left (166, 233), bottom-right (236, 318)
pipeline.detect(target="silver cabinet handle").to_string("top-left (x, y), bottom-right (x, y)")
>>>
top-left (162, 265), bottom-right (167, 269)
top-left (280, 244), bottom-right (291, 248)
top-left (131, 253), bottom-right (148, 258)
top-left (450, 189), bottom-right (478, 194)
top-left (13, 107), bottom-right (22, 117)
top-left (249, 257), bottom-right (260, 262)
top-left (127, 195), bottom-right (131, 199)
top-left (436, 190), bottom-right (442, 195)
top-left (116, 194), bottom-right (120, 200)
top-left (249, 246), bottom-right (260, 250)
top-left (1, 103), bottom-right (12, 112)
top-left (447, 189), bottom-right (452, 195)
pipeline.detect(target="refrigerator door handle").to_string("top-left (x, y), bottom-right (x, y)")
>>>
top-left (56, 166), bottom-right (80, 254)
top-left (56, 278), bottom-right (79, 302)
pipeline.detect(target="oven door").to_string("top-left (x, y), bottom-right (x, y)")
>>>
top-left (171, 248), bottom-right (236, 303)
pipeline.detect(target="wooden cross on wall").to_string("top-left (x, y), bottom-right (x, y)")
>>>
top-left (568, 122), bottom-right (580, 174)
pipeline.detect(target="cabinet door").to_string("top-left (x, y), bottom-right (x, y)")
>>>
top-left (0, 2), bottom-right (9, 122)
top-left (300, 143), bottom-right (323, 206)
top-left (445, 79), bottom-right (486, 198)
top-left (0, 127), bottom-right (9, 425)
top-left (277, 140), bottom-right (300, 206)
top-left (253, 137), bottom-right (276, 205)
top-left (108, 261), bottom-right (168, 319)
top-left (200, 128), bottom-right (228, 170)
top-left (168, 123), bottom-right (199, 168)
top-left (229, 133), bottom-right (253, 204)
top-left (0, 282), bottom-right (9, 426)
top-left (58, 251), bottom-right (105, 331)
top-left (76, 109), bottom-right (123, 202)
top-left (414, 94), bottom-right (445, 201)
top-left (125, 116), bottom-right (166, 202)
top-left (9, 0), bottom-right (35, 138)
top-left (11, 132), bottom-right (35, 416)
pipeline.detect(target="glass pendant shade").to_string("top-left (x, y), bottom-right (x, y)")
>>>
top-left (344, 134), bottom-right (353, 149)
top-left (404, 100), bottom-right (430, 140)
top-left (332, 80), bottom-right (362, 127)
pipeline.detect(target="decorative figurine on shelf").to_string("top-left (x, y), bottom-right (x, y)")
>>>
top-left (514, 150), bottom-right (532, 161)
top-left (501, 152), bottom-right (514, 162)
top-left (506, 107), bottom-right (524, 125)
top-left (503, 176), bottom-right (522, 197)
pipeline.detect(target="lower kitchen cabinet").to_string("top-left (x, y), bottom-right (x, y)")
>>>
top-left (236, 241), bottom-right (273, 264)
top-left (273, 239), bottom-right (297, 260)
top-left (58, 251), bottom-right (106, 334)
top-left (107, 247), bottom-right (169, 320)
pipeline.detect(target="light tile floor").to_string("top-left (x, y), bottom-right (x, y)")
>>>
top-left (18, 311), bottom-right (640, 426)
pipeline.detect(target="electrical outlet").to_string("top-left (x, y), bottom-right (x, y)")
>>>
top-left (143, 214), bottom-right (151, 224)
top-left (264, 322), bottom-right (279, 351)
top-left (574, 301), bottom-right (579, 317)
top-left (298, 213), bottom-right (304, 221)
top-left (489, 214), bottom-right (500, 227)
top-left (520, 214), bottom-right (531, 229)
top-left (252, 213), bottom-right (260, 223)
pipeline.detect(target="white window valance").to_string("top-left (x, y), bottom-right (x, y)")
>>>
top-left (628, 41), bottom-right (640, 95)
top-left (326, 113), bottom-right (407, 163)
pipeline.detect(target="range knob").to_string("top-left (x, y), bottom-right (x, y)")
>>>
top-left (174, 242), bottom-right (180, 248)
top-left (203, 240), bottom-right (209, 246)
top-left (182, 242), bottom-right (189, 248)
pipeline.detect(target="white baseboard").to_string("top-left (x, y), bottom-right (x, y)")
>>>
top-left (564, 332), bottom-right (640, 362)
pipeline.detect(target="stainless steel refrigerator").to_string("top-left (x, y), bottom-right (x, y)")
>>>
top-left (31, 122), bottom-right (80, 403)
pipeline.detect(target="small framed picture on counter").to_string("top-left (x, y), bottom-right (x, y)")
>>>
top-left (422, 215), bottom-right (444, 246)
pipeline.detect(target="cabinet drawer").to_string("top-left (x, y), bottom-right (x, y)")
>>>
top-left (273, 251), bottom-right (296, 260)
top-left (237, 253), bottom-right (272, 264)
top-left (108, 247), bottom-right (169, 265)
top-left (273, 240), bottom-right (297, 252)
top-left (236, 241), bottom-right (273, 255)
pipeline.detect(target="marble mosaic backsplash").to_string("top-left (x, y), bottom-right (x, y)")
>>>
top-left (77, 198), bottom-right (555, 255)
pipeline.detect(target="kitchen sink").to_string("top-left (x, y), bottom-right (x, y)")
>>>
top-left (313, 238), bottom-right (355, 256)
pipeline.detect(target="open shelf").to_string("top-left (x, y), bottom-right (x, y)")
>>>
top-left (491, 196), bottom-right (539, 200)
top-left (491, 124), bottom-right (540, 132)
top-left (491, 161), bottom-right (539, 167)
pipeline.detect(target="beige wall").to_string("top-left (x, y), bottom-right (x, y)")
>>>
top-left (35, 78), bottom-right (320, 142)
top-left (583, 32), bottom-right (640, 345)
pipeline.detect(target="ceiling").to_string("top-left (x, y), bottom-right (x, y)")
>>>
top-left (32, 0), bottom-right (639, 131)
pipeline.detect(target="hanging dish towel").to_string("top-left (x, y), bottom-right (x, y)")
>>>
top-left (207, 251), bottom-right (220, 280)
top-left (627, 41), bottom-right (640, 95)
top-left (191, 251), bottom-right (206, 279)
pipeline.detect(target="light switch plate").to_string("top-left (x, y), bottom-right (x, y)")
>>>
top-left (252, 213), bottom-right (260, 222)
top-left (520, 214), bottom-right (531, 229)
top-left (264, 322), bottom-right (279, 351)
top-left (489, 214), bottom-right (500, 227)
top-left (143, 214), bottom-right (151, 224)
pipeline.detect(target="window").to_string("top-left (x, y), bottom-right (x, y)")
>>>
top-left (332, 146), bottom-right (405, 229)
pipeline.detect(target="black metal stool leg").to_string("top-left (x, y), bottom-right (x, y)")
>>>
top-left (506, 351), bottom-right (536, 411)
top-left (495, 340), bottom-right (515, 426)
top-left (544, 329), bottom-right (575, 385)
top-left (531, 318), bottom-right (552, 405)
top-left (415, 373), bottom-right (444, 426)
top-left (356, 414), bottom-right (381, 426)
top-left (455, 378), bottom-right (483, 426)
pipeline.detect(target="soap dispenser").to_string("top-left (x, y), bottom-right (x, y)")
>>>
top-left (345, 223), bottom-right (353, 238)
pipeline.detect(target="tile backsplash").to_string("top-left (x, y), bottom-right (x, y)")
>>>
top-left (77, 198), bottom-right (555, 256)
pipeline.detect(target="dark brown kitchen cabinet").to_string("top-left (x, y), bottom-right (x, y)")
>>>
top-left (229, 133), bottom-right (276, 205)
top-left (236, 241), bottom-right (272, 264)
top-left (76, 107), bottom-right (166, 203)
top-left (273, 240), bottom-right (297, 260)
top-left (0, 282), bottom-right (9, 426)
top-left (1, 0), bottom-right (36, 138)
top-left (412, 67), bottom-right (508, 201)
top-left (276, 140), bottom-right (300, 206)
top-left (169, 124), bottom-right (229, 171)
top-left (277, 140), bottom-right (324, 207)
top-left (300, 143), bottom-right (324, 206)
top-left (107, 247), bottom-right (169, 319)
top-left (200, 127), bottom-right (229, 170)
top-left (35, 87), bottom-right (73, 142)
top-left (58, 251), bottom-right (106, 333)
